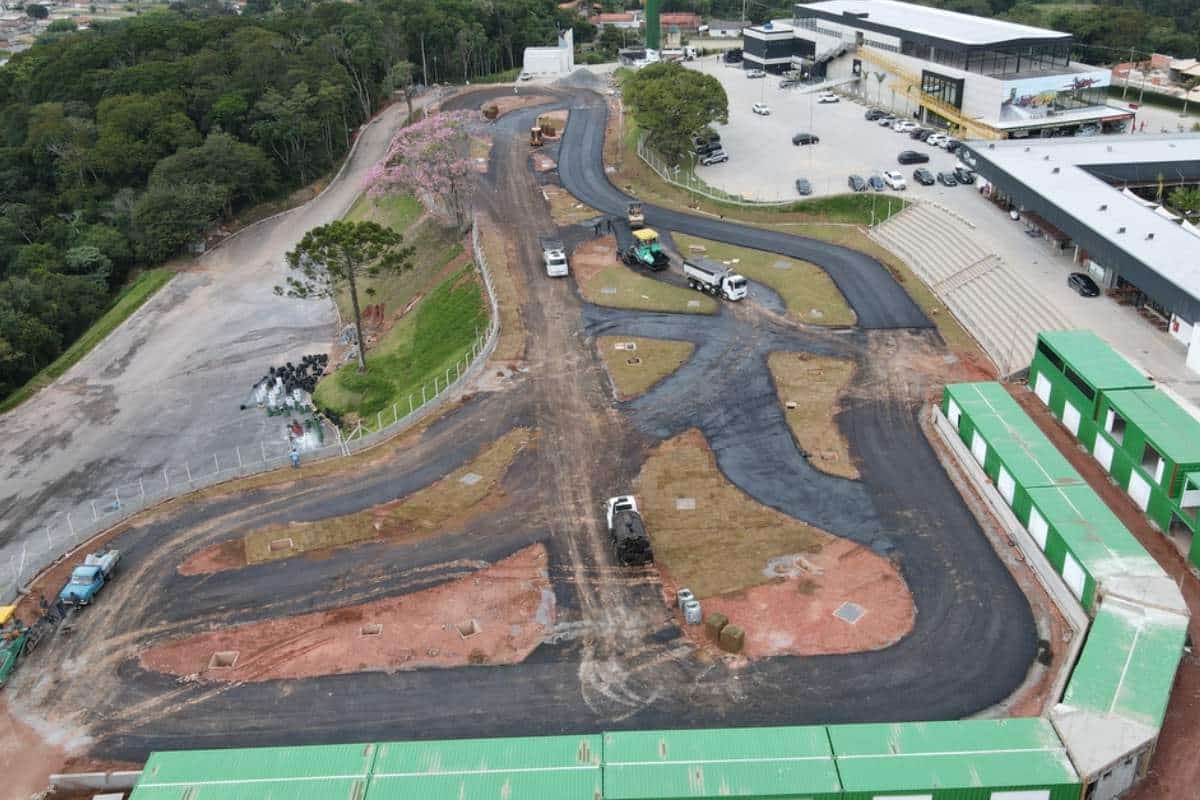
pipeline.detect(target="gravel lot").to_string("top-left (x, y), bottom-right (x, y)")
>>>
top-left (687, 56), bottom-right (977, 202)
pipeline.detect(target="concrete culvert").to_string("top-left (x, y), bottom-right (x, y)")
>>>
top-left (268, 538), bottom-right (294, 553)
top-left (360, 624), bottom-right (383, 637)
top-left (456, 619), bottom-right (482, 639)
top-left (208, 651), bottom-right (239, 670)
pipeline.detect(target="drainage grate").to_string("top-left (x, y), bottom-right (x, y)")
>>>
top-left (675, 497), bottom-right (696, 511)
top-left (268, 537), bottom-right (294, 553)
top-left (360, 624), bottom-right (383, 637)
top-left (833, 602), bottom-right (866, 625)
top-left (456, 619), bottom-right (482, 639)
top-left (459, 472), bottom-right (483, 486)
top-left (614, 342), bottom-right (637, 351)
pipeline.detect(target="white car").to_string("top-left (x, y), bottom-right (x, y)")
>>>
top-left (878, 116), bottom-right (898, 127)
top-left (752, 102), bottom-right (772, 115)
top-left (882, 170), bottom-right (907, 190)
top-left (700, 149), bottom-right (728, 166)
top-left (518, 72), bottom-right (533, 81)
top-left (894, 120), bottom-right (918, 132)
top-left (746, 69), bottom-right (766, 79)
top-left (817, 92), bottom-right (839, 103)
top-left (926, 133), bottom-right (948, 147)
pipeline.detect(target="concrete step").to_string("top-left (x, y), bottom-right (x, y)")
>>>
top-left (904, 206), bottom-right (988, 264)
top-left (876, 224), bottom-right (966, 283)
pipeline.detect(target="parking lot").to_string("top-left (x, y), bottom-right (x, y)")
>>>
top-left (686, 56), bottom-right (966, 202)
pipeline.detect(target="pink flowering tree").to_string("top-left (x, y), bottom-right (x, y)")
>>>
top-left (366, 110), bottom-right (477, 233)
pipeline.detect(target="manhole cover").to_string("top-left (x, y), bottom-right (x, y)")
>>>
top-left (675, 497), bottom-right (696, 510)
top-left (834, 602), bottom-right (866, 625)
top-left (460, 472), bottom-right (483, 486)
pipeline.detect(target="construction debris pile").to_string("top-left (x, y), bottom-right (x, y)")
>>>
top-left (245, 354), bottom-right (329, 416)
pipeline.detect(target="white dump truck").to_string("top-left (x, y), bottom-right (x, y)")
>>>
top-left (604, 496), bottom-right (653, 566)
top-left (540, 238), bottom-right (569, 277)
top-left (683, 257), bottom-right (747, 301)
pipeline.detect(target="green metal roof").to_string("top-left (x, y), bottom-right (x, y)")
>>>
top-left (946, 383), bottom-right (1083, 488)
top-left (1062, 599), bottom-right (1189, 729)
top-left (1027, 485), bottom-right (1164, 584)
top-left (1105, 388), bottom-right (1200, 466)
top-left (829, 718), bottom-right (1078, 792)
top-left (131, 743), bottom-right (376, 800)
top-left (602, 726), bottom-right (840, 799)
top-left (1037, 331), bottom-right (1152, 392)
top-left (366, 734), bottom-right (601, 800)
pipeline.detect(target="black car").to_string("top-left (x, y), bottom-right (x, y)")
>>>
top-left (792, 132), bottom-right (819, 145)
top-left (943, 139), bottom-right (962, 154)
top-left (936, 171), bottom-right (958, 186)
top-left (1068, 272), bottom-right (1101, 297)
top-left (954, 166), bottom-right (976, 184)
top-left (695, 141), bottom-right (722, 156)
top-left (847, 174), bottom-right (867, 192)
top-left (868, 174), bottom-right (886, 191)
top-left (723, 48), bottom-right (743, 63)
top-left (865, 108), bottom-right (886, 121)
top-left (909, 127), bottom-right (931, 139)
top-left (912, 167), bottom-right (935, 185)
top-left (897, 150), bottom-right (930, 165)
top-left (916, 129), bottom-right (937, 141)
top-left (795, 178), bottom-right (813, 196)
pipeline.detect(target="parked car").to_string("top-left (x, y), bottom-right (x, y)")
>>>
top-left (1068, 272), bottom-right (1101, 297)
top-left (894, 120), bottom-right (918, 133)
top-left (941, 137), bottom-right (961, 152)
top-left (746, 69), bottom-right (766, 79)
top-left (700, 150), bottom-right (729, 166)
top-left (695, 141), bottom-right (721, 156)
top-left (868, 174), bottom-right (886, 191)
top-left (723, 48), bottom-right (743, 63)
top-left (847, 174), bottom-right (867, 192)
top-left (936, 171), bottom-right (958, 186)
top-left (883, 170), bottom-right (907, 190)
top-left (912, 167), bottom-right (935, 185)
top-left (795, 178), bottom-right (813, 196)
top-left (518, 72), bottom-right (533, 81)
top-left (752, 102), bottom-right (772, 115)
top-left (878, 115), bottom-right (898, 127)
top-left (792, 132), bottom-right (819, 145)
top-left (865, 108), bottom-right (886, 120)
top-left (953, 166), bottom-right (976, 184)
top-left (926, 133), bottom-right (948, 147)
top-left (910, 127), bottom-right (932, 139)
top-left (817, 92), bottom-right (839, 103)
top-left (897, 150), bottom-right (929, 165)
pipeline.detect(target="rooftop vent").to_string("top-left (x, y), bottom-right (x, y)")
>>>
top-left (988, 143), bottom-right (995, 149)
top-left (1117, 226), bottom-right (1126, 234)
top-left (1107, 145), bottom-right (1113, 152)
top-left (1024, 146), bottom-right (1031, 152)
top-left (1044, 155), bottom-right (1051, 160)
top-left (843, 10), bottom-right (870, 18)
top-left (1052, 167), bottom-right (1060, 174)
top-left (1146, 233), bottom-right (1155, 240)
top-left (1099, 204), bottom-right (1107, 211)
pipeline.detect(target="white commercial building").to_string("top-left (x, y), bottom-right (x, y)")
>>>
top-left (523, 28), bottom-right (575, 76)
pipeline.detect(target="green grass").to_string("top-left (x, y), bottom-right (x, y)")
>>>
top-left (0, 268), bottom-right (174, 413)
top-left (473, 67), bottom-right (522, 84)
top-left (580, 264), bottom-right (717, 314)
top-left (673, 233), bottom-right (855, 325)
top-left (346, 192), bottom-right (423, 229)
top-left (314, 265), bottom-right (488, 424)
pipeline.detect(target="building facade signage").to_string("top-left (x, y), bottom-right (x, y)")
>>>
top-left (1000, 70), bottom-right (1111, 120)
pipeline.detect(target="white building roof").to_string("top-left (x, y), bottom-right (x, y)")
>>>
top-left (970, 135), bottom-right (1200, 302)
top-left (798, 0), bottom-right (1071, 45)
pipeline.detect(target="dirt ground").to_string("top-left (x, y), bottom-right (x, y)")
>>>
top-left (484, 94), bottom-right (553, 118)
top-left (596, 336), bottom-right (694, 400)
top-left (478, 215), bottom-right (528, 363)
top-left (143, 544), bottom-right (553, 682)
top-left (543, 184), bottom-right (598, 225)
top-left (768, 352), bottom-right (860, 481)
top-left (1011, 387), bottom-right (1200, 795)
top-left (0, 696), bottom-right (70, 799)
top-left (572, 237), bottom-right (715, 314)
top-left (178, 428), bottom-right (534, 575)
top-left (662, 535), bottom-right (913, 660)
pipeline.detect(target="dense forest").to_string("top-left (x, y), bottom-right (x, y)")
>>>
top-left (650, 0), bottom-right (1198, 61)
top-left (0, 0), bottom-right (573, 401)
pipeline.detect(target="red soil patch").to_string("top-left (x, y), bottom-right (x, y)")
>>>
top-left (177, 538), bottom-right (244, 576)
top-left (662, 538), bottom-right (914, 659)
top-left (0, 696), bottom-right (67, 799)
top-left (143, 544), bottom-right (553, 683)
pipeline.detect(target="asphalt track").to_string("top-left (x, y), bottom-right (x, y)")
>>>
top-left (11, 86), bottom-right (1035, 761)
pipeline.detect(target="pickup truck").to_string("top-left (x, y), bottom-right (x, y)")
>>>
top-left (683, 258), bottom-right (747, 301)
top-left (59, 549), bottom-right (120, 606)
top-left (604, 496), bottom-right (653, 566)
top-left (540, 238), bottom-right (568, 277)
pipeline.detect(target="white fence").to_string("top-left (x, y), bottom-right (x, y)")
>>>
top-left (0, 218), bottom-right (500, 604)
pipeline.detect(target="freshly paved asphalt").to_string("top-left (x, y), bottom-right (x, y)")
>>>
top-left (12, 85), bottom-right (1035, 761)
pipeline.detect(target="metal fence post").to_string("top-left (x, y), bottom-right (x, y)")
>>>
top-left (377, 410), bottom-right (384, 430)
top-left (45, 527), bottom-right (53, 550)
top-left (67, 513), bottom-right (75, 537)
top-left (261, 441), bottom-right (268, 462)
top-left (139, 477), bottom-right (145, 499)
top-left (409, 394), bottom-right (415, 414)
top-left (91, 500), bottom-right (98, 522)
top-left (186, 462), bottom-right (193, 483)
top-left (213, 453), bottom-right (220, 474)
top-left (422, 385), bottom-right (427, 404)
top-left (236, 446), bottom-right (243, 468)
top-left (163, 467), bottom-right (170, 491)
top-left (392, 403), bottom-right (398, 424)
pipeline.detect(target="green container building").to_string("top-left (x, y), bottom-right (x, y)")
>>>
top-left (829, 718), bottom-right (1081, 800)
top-left (602, 725), bottom-right (842, 800)
top-left (1027, 331), bottom-right (1152, 451)
top-left (366, 734), bottom-right (602, 799)
top-left (942, 383), bottom-right (1083, 523)
top-left (1020, 485), bottom-right (1167, 613)
top-left (1091, 387), bottom-right (1200, 568)
top-left (131, 742), bottom-right (379, 800)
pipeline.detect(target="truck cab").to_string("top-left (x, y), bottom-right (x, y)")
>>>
top-left (59, 565), bottom-right (104, 605)
top-left (540, 238), bottom-right (568, 277)
top-left (683, 257), bottom-right (748, 301)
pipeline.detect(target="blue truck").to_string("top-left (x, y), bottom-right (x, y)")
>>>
top-left (58, 549), bottom-right (120, 606)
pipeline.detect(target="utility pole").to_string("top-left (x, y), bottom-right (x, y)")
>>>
top-left (1122, 46), bottom-right (1134, 100)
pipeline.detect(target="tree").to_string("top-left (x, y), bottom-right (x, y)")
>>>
top-left (150, 131), bottom-right (278, 218)
top-left (383, 61), bottom-right (417, 122)
top-left (1168, 186), bottom-right (1200, 217)
top-left (366, 110), bottom-right (477, 233)
top-left (278, 221), bottom-right (413, 372)
top-left (131, 181), bottom-right (224, 262)
top-left (46, 18), bottom-right (78, 32)
top-left (623, 62), bottom-right (727, 165)
top-left (25, 4), bottom-right (49, 19)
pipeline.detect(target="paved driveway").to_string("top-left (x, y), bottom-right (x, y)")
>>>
top-left (0, 102), bottom-right (413, 569)
top-left (685, 57), bottom-right (965, 201)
